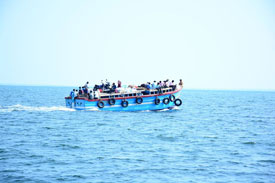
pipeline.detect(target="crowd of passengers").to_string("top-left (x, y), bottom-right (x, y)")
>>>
top-left (69, 79), bottom-right (183, 100)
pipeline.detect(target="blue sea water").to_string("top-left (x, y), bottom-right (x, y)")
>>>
top-left (0, 85), bottom-right (275, 183)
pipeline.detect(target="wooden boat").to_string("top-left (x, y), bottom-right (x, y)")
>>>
top-left (65, 86), bottom-right (183, 111)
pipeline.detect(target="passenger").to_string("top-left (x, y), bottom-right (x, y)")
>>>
top-left (166, 79), bottom-right (170, 86)
top-left (171, 80), bottom-right (177, 90)
top-left (146, 82), bottom-right (151, 90)
top-left (168, 79), bottom-right (173, 87)
top-left (94, 89), bottom-right (99, 99)
top-left (78, 87), bottom-right (83, 95)
top-left (111, 83), bottom-right (117, 93)
top-left (163, 81), bottom-right (168, 88)
top-left (84, 81), bottom-right (89, 90)
top-left (159, 81), bottom-right (164, 87)
top-left (105, 79), bottom-right (110, 90)
top-left (156, 83), bottom-right (161, 93)
top-left (179, 79), bottom-right (183, 86)
top-left (118, 80), bottom-right (121, 88)
top-left (100, 80), bottom-right (104, 89)
top-left (93, 84), bottom-right (99, 91)
top-left (171, 80), bottom-right (174, 86)
top-left (152, 81), bottom-right (156, 89)
top-left (74, 89), bottom-right (78, 97)
top-left (88, 91), bottom-right (93, 99)
top-left (70, 89), bottom-right (76, 99)
top-left (156, 82), bottom-right (160, 88)
top-left (83, 86), bottom-right (88, 94)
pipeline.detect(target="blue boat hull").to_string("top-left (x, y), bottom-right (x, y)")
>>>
top-left (65, 88), bottom-right (182, 111)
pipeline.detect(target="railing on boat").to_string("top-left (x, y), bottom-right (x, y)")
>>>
top-left (65, 87), bottom-right (180, 100)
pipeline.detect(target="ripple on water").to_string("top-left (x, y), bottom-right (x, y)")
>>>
top-left (258, 159), bottom-right (275, 164)
top-left (156, 134), bottom-right (177, 142)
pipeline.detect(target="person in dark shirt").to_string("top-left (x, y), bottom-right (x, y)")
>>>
top-left (118, 80), bottom-right (121, 88)
top-left (179, 79), bottom-right (183, 86)
top-left (110, 83), bottom-right (117, 93)
top-left (78, 87), bottom-right (83, 95)
top-left (171, 80), bottom-right (177, 90)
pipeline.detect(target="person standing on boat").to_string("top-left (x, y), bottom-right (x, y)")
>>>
top-left (118, 80), bottom-right (121, 88)
top-left (111, 83), bottom-right (117, 93)
top-left (156, 82), bottom-right (161, 93)
top-left (84, 81), bottom-right (89, 90)
top-left (104, 79), bottom-right (110, 90)
top-left (88, 91), bottom-right (93, 99)
top-left (70, 89), bottom-right (76, 107)
top-left (84, 81), bottom-right (89, 89)
top-left (159, 81), bottom-right (163, 87)
top-left (168, 79), bottom-right (173, 87)
top-left (100, 80), bottom-right (104, 89)
top-left (163, 80), bottom-right (168, 88)
top-left (70, 89), bottom-right (75, 99)
top-left (74, 89), bottom-right (78, 97)
top-left (78, 87), bottom-right (83, 96)
top-left (179, 79), bottom-right (183, 86)
top-left (170, 80), bottom-right (176, 90)
top-left (94, 89), bottom-right (99, 99)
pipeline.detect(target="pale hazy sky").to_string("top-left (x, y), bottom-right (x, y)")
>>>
top-left (0, 0), bottom-right (274, 90)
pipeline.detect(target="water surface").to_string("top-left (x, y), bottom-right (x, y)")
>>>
top-left (0, 86), bottom-right (275, 183)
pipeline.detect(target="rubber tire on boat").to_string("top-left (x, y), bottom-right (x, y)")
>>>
top-left (169, 95), bottom-right (176, 102)
top-left (121, 100), bottom-right (129, 108)
top-left (163, 98), bottom-right (170, 104)
top-left (155, 98), bottom-right (160, 105)
top-left (174, 98), bottom-right (182, 106)
top-left (136, 97), bottom-right (143, 104)
top-left (97, 101), bottom-right (104, 108)
top-left (108, 98), bottom-right (116, 105)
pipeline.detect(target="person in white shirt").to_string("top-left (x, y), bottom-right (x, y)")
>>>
top-left (94, 90), bottom-right (100, 99)
top-left (159, 81), bottom-right (163, 87)
top-left (74, 89), bottom-right (78, 97)
top-left (88, 91), bottom-right (93, 99)
top-left (169, 80), bottom-right (173, 87)
top-left (166, 79), bottom-right (172, 87)
top-left (84, 81), bottom-right (89, 89)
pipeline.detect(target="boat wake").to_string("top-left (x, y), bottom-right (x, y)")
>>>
top-left (0, 104), bottom-right (75, 113)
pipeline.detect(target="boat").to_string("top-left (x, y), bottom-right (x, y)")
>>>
top-left (65, 85), bottom-right (183, 111)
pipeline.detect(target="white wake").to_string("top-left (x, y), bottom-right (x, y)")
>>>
top-left (0, 104), bottom-right (75, 112)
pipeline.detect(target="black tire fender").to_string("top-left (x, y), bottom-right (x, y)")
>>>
top-left (108, 98), bottom-right (116, 105)
top-left (97, 101), bottom-right (104, 108)
top-left (174, 98), bottom-right (182, 106)
top-left (163, 98), bottom-right (170, 104)
top-left (169, 95), bottom-right (176, 102)
top-left (121, 100), bottom-right (129, 107)
top-left (155, 98), bottom-right (160, 105)
top-left (136, 97), bottom-right (143, 104)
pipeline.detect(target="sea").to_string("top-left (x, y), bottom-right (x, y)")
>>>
top-left (0, 85), bottom-right (274, 183)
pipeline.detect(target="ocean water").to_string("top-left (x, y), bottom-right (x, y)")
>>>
top-left (0, 85), bottom-right (275, 183)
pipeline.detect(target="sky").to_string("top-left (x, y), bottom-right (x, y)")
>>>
top-left (0, 0), bottom-right (274, 90)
